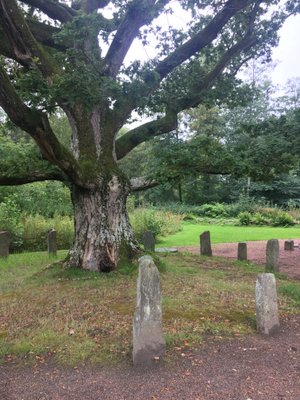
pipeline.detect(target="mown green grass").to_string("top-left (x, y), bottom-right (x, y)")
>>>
top-left (0, 251), bottom-right (299, 366)
top-left (158, 221), bottom-right (300, 247)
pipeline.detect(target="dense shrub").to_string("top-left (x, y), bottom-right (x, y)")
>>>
top-left (21, 214), bottom-right (74, 252)
top-left (0, 210), bottom-right (74, 252)
top-left (198, 203), bottom-right (229, 218)
top-left (156, 202), bottom-right (229, 218)
top-left (271, 211), bottom-right (295, 226)
top-left (0, 199), bottom-right (24, 250)
top-left (129, 208), bottom-right (183, 241)
top-left (238, 211), bottom-right (252, 226)
top-left (238, 208), bottom-right (295, 227)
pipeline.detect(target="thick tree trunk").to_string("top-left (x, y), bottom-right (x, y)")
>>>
top-left (67, 174), bottom-right (139, 272)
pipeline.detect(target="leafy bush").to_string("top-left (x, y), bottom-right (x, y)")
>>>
top-left (238, 208), bottom-right (295, 227)
top-left (251, 212), bottom-right (269, 226)
top-left (21, 214), bottom-right (74, 252)
top-left (198, 203), bottom-right (228, 218)
top-left (238, 211), bottom-right (252, 226)
top-left (129, 208), bottom-right (183, 241)
top-left (157, 202), bottom-right (229, 218)
top-left (0, 199), bottom-right (24, 250)
top-left (271, 211), bottom-right (295, 227)
top-left (225, 196), bottom-right (265, 217)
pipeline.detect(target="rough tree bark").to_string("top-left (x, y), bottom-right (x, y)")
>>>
top-left (69, 174), bottom-right (138, 272)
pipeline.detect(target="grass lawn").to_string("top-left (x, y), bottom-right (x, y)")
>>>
top-left (158, 221), bottom-right (300, 247)
top-left (0, 251), bottom-right (299, 366)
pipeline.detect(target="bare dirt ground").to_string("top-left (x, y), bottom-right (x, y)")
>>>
top-left (0, 314), bottom-right (299, 400)
top-left (1, 241), bottom-right (299, 400)
top-left (179, 239), bottom-right (300, 280)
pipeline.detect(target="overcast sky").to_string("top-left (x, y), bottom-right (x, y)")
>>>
top-left (272, 14), bottom-right (300, 84)
top-left (124, 4), bottom-right (300, 87)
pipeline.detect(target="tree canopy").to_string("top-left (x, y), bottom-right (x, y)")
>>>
top-left (0, 0), bottom-right (299, 271)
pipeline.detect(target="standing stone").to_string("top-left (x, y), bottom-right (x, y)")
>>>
top-left (142, 231), bottom-right (155, 252)
top-left (256, 273), bottom-right (280, 336)
top-left (47, 229), bottom-right (57, 257)
top-left (200, 231), bottom-right (212, 256)
top-left (237, 242), bottom-right (247, 261)
top-left (133, 256), bottom-right (165, 366)
top-left (284, 240), bottom-right (294, 251)
top-left (0, 231), bottom-right (10, 258)
top-left (265, 239), bottom-right (279, 272)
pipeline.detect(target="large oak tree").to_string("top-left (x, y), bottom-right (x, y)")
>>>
top-left (0, 0), bottom-right (298, 271)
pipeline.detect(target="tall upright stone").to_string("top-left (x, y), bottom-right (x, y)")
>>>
top-left (142, 231), bottom-right (155, 252)
top-left (133, 256), bottom-right (165, 366)
top-left (237, 242), bottom-right (247, 261)
top-left (266, 239), bottom-right (279, 272)
top-left (256, 273), bottom-right (280, 336)
top-left (47, 229), bottom-right (57, 257)
top-left (200, 231), bottom-right (212, 256)
top-left (0, 231), bottom-right (10, 258)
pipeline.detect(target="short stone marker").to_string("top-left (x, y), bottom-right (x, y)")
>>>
top-left (265, 239), bottom-right (279, 272)
top-left (142, 231), bottom-right (155, 252)
top-left (237, 242), bottom-right (247, 261)
top-left (0, 231), bottom-right (10, 258)
top-left (155, 247), bottom-right (178, 253)
top-left (47, 229), bottom-right (57, 257)
top-left (200, 231), bottom-right (212, 256)
top-left (133, 255), bottom-right (165, 366)
top-left (256, 273), bottom-right (280, 336)
top-left (284, 240), bottom-right (294, 251)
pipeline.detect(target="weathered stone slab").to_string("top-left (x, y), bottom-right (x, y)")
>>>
top-left (284, 240), bottom-right (294, 251)
top-left (47, 229), bottom-right (57, 257)
top-left (200, 231), bottom-right (212, 256)
top-left (256, 273), bottom-right (280, 336)
top-left (237, 242), bottom-right (247, 261)
top-left (155, 247), bottom-right (178, 253)
top-left (0, 231), bottom-right (10, 258)
top-left (133, 256), bottom-right (165, 366)
top-left (142, 231), bottom-right (155, 252)
top-left (266, 239), bottom-right (279, 272)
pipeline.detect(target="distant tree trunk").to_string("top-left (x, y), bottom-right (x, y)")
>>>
top-left (178, 181), bottom-right (183, 203)
top-left (67, 169), bottom-right (139, 272)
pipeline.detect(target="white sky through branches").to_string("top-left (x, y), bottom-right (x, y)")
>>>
top-left (122, 2), bottom-right (300, 86)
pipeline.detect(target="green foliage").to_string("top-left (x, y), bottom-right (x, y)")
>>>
top-left (238, 208), bottom-right (295, 227)
top-left (0, 210), bottom-right (73, 252)
top-left (267, 210), bottom-right (295, 227)
top-left (129, 208), bottom-right (183, 241)
top-left (197, 203), bottom-right (228, 218)
top-left (238, 211), bottom-right (252, 226)
top-left (0, 199), bottom-right (23, 249)
top-left (22, 214), bottom-right (74, 252)
top-left (0, 182), bottom-right (73, 218)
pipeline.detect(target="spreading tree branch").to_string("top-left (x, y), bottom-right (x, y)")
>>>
top-left (0, 170), bottom-right (66, 186)
top-left (104, 0), bottom-right (171, 77)
top-left (71, 0), bottom-right (110, 13)
top-left (0, 65), bottom-right (82, 185)
top-left (130, 177), bottom-right (158, 192)
top-left (177, 37), bottom-right (257, 111)
top-left (154, 0), bottom-right (254, 80)
top-left (115, 109), bottom-right (177, 160)
top-left (0, 0), bottom-right (58, 78)
top-left (112, 0), bottom-right (254, 130)
top-left (27, 19), bottom-right (66, 51)
top-left (19, 0), bottom-right (77, 23)
top-left (116, 4), bottom-right (259, 159)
